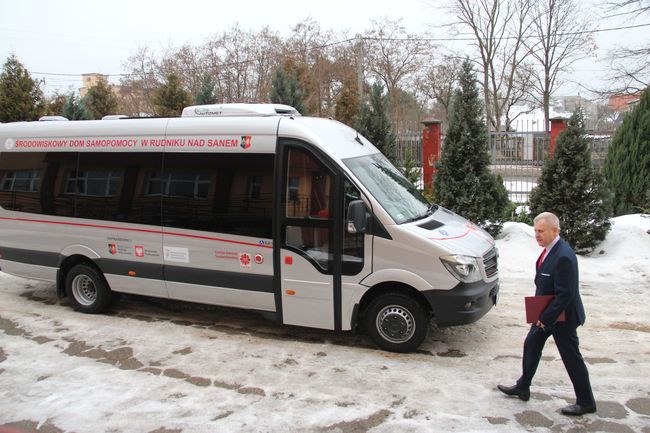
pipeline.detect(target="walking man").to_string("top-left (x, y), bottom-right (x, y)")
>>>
top-left (498, 212), bottom-right (596, 416)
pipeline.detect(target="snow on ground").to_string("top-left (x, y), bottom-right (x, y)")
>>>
top-left (1, 215), bottom-right (649, 433)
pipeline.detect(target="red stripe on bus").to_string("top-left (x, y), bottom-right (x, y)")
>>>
top-left (0, 217), bottom-right (272, 249)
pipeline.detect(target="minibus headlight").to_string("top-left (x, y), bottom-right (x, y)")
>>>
top-left (440, 255), bottom-right (482, 283)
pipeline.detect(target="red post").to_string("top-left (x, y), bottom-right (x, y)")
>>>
top-left (421, 118), bottom-right (442, 191)
top-left (549, 117), bottom-right (568, 159)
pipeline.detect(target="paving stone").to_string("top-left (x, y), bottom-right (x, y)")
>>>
top-left (595, 401), bottom-right (628, 419)
top-left (626, 397), bottom-right (650, 415)
top-left (515, 410), bottom-right (554, 428)
top-left (163, 368), bottom-right (190, 379)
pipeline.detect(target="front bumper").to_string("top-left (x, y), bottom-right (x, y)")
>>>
top-left (422, 279), bottom-right (499, 326)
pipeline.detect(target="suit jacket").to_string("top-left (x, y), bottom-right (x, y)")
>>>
top-left (535, 238), bottom-right (586, 327)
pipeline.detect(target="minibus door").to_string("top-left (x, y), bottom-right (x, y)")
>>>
top-left (275, 143), bottom-right (342, 330)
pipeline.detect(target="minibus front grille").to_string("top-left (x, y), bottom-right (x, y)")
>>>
top-left (483, 247), bottom-right (498, 278)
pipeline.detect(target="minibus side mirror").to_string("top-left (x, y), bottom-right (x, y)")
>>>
top-left (347, 200), bottom-right (368, 234)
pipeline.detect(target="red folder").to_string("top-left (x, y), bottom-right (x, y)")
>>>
top-left (525, 295), bottom-right (566, 324)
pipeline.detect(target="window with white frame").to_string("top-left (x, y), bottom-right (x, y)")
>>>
top-left (146, 172), bottom-right (210, 199)
top-left (1, 170), bottom-right (41, 192)
top-left (66, 170), bottom-right (121, 196)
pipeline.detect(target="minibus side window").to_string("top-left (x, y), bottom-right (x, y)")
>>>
top-left (74, 152), bottom-right (161, 225)
top-left (0, 151), bottom-right (77, 217)
top-left (283, 148), bottom-right (333, 272)
top-left (162, 152), bottom-right (273, 238)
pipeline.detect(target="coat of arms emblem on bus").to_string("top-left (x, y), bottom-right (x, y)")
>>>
top-left (240, 135), bottom-right (251, 150)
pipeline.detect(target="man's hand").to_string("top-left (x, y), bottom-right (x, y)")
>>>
top-left (536, 320), bottom-right (546, 330)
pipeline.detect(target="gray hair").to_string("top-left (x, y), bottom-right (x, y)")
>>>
top-left (534, 212), bottom-right (560, 230)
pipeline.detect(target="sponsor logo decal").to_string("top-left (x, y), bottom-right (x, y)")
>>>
top-left (240, 135), bottom-right (252, 150)
top-left (4, 138), bottom-right (15, 150)
top-left (258, 239), bottom-right (272, 247)
top-left (108, 244), bottom-right (117, 255)
top-left (439, 229), bottom-right (449, 236)
top-left (239, 252), bottom-right (251, 269)
top-left (254, 254), bottom-right (264, 264)
top-left (134, 246), bottom-right (145, 257)
top-left (164, 246), bottom-right (190, 263)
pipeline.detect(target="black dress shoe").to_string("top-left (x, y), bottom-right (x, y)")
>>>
top-left (561, 404), bottom-right (597, 416)
top-left (497, 384), bottom-right (530, 401)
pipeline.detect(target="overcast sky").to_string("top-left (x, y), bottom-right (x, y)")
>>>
top-left (0, 0), bottom-right (648, 99)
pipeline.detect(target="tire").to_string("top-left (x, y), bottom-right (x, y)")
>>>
top-left (65, 263), bottom-right (113, 314)
top-left (364, 293), bottom-right (429, 353)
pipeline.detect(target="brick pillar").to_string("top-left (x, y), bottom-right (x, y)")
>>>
top-left (421, 118), bottom-right (442, 191)
top-left (549, 117), bottom-right (568, 159)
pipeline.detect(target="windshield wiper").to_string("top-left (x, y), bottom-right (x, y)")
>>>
top-left (401, 212), bottom-right (430, 224)
top-left (402, 203), bottom-right (438, 224)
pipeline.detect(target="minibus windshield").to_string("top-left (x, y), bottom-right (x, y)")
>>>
top-left (344, 153), bottom-right (432, 224)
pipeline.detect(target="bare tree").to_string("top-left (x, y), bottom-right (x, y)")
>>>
top-left (160, 44), bottom-right (205, 99)
top-left (525, 0), bottom-right (595, 131)
top-left (448, 0), bottom-right (534, 131)
top-left (119, 46), bottom-right (162, 115)
top-left (417, 54), bottom-right (464, 123)
top-left (601, 0), bottom-right (650, 93)
top-left (363, 18), bottom-right (432, 122)
top-left (201, 24), bottom-right (282, 103)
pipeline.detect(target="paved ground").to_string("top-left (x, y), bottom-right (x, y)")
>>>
top-left (1, 222), bottom-right (650, 433)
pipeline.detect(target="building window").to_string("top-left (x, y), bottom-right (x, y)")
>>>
top-left (1, 170), bottom-right (40, 192)
top-left (66, 170), bottom-right (121, 196)
top-left (146, 172), bottom-right (210, 199)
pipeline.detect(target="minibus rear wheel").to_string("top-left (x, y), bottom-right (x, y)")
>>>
top-left (65, 263), bottom-right (113, 314)
top-left (365, 292), bottom-right (428, 353)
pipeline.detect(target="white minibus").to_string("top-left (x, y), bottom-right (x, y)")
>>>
top-left (0, 104), bottom-right (498, 352)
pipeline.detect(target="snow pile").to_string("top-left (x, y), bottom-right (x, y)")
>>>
top-left (497, 214), bottom-right (650, 283)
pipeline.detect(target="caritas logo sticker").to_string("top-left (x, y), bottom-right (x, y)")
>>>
top-left (240, 135), bottom-right (252, 150)
top-left (239, 253), bottom-right (251, 269)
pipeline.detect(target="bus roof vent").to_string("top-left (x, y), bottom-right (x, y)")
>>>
top-left (181, 103), bottom-right (300, 118)
top-left (39, 116), bottom-right (69, 121)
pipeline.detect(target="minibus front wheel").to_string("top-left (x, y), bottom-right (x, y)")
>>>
top-left (365, 292), bottom-right (428, 353)
top-left (65, 263), bottom-right (114, 314)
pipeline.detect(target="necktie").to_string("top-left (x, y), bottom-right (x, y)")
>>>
top-left (537, 249), bottom-right (547, 269)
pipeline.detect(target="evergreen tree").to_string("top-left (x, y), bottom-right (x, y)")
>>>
top-left (604, 87), bottom-right (650, 215)
top-left (153, 73), bottom-right (191, 117)
top-left (195, 74), bottom-right (218, 105)
top-left (269, 67), bottom-right (307, 115)
top-left (401, 147), bottom-right (421, 186)
top-left (0, 54), bottom-right (45, 122)
top-left (433, 59), bottom-right (509, 236)
top-left (355, 83), bottom-right (397, 163)
top-left (529, 109), bottom-right (611, 253)
top-left (62, 93), bottom-right (93, 120)
top-left (82, 77), bottom-right (118, 120)
top-left (334, 75), bottom-right (360, 127)
top-left (44, 92), bottom-right (68, 116)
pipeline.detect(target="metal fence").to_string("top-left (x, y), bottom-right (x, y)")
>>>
top-left (489, 131), bottom-right (550, 203)
top-left (396, 126), bottom-right (615, 203)
top-left (395, 130), bottom-right (423, 166)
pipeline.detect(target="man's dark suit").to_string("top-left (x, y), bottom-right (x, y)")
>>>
top-left (516, 237), bottom-right (595, 407)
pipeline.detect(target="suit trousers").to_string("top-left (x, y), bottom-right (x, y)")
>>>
top-left (516, 323), bottom-right (595, 407)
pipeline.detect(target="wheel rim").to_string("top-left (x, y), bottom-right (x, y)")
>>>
top-left (376, 304), bottom-right (416, 344)
top-left (71, 274), bottom-right (97, 306)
